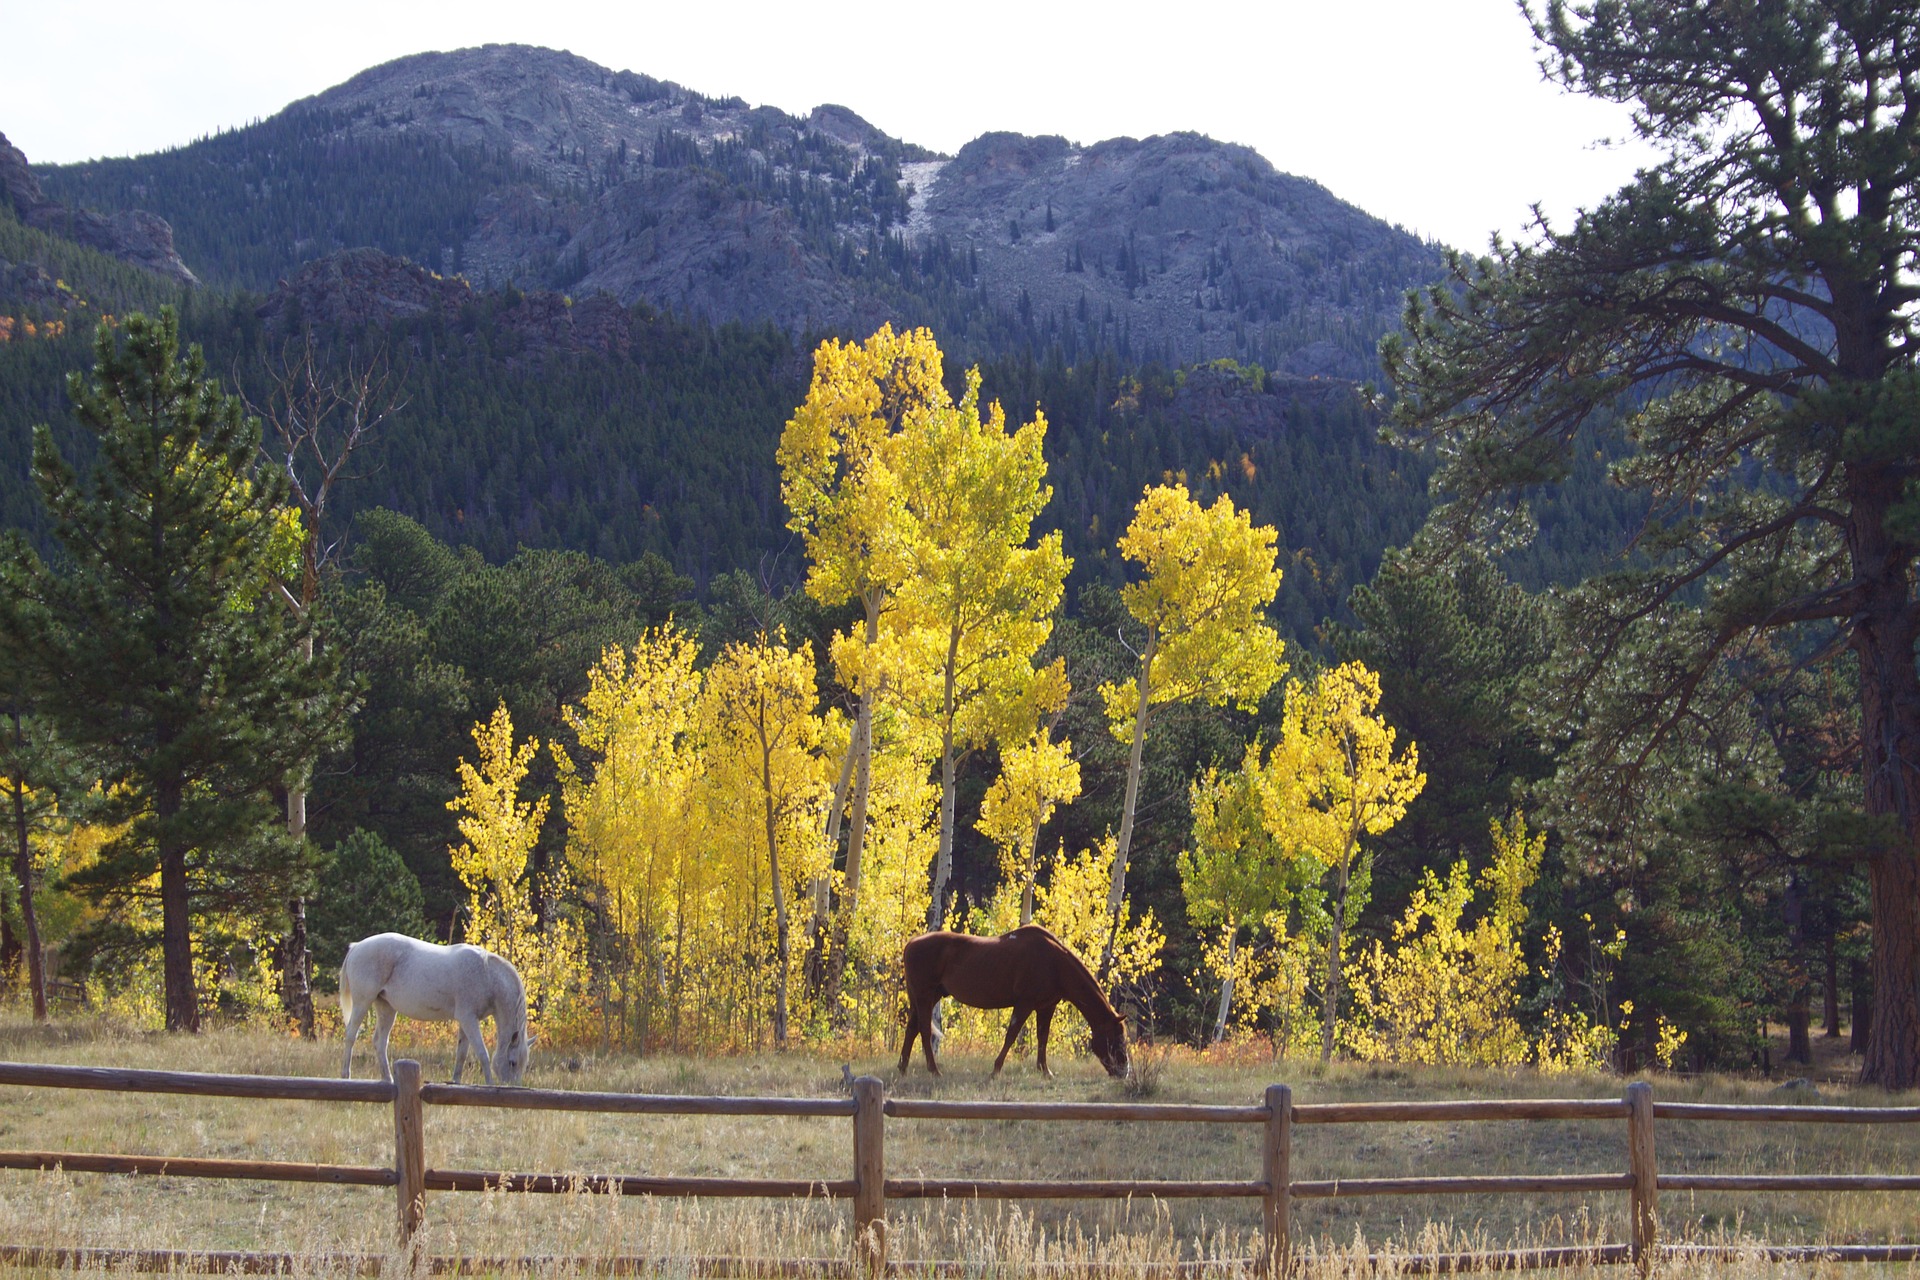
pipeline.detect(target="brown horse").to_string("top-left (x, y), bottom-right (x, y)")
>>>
top-left (898, 925), bottom-right (1130, 1078)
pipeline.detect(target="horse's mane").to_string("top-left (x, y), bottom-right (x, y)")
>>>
top-left (1019, 926), bottom-right (1120, 1025)
top-left (485, 951), bottom-right (529, 1028)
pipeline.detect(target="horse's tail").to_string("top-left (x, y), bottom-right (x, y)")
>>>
top-left (337, 942), bottom-right (355, 1021)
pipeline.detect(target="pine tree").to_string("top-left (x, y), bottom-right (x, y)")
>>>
top-left (0, 310), bottom-right (347, 1031)
top-left (1383, 0), bottom-right (1920, 1086)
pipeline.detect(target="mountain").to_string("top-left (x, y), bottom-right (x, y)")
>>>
top-left (0, 44), bottom-right (1489, 631)
top-left (36, 44), bottom-right (1443, 377)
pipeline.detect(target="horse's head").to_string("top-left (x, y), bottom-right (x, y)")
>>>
top-left (1091, 1016), bottom-right (1130, 1079)
top-left (497, 1022), bottom-right (531, 1085)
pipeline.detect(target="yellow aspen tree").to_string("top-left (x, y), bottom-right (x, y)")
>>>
top-left (700, 631), bottom-right (830, 1046)
top-left (555, 628), bottom-right (703, 1048)
top-left (977, 728), bottom-right (1081, 926)
top-left (778, 326), bottom-right (944, 962)
top-left (1178, 750), bottom-right (1320, 1043)
top-left (1259, 662), bottom-right (1425, 1063)
top-left (893, 371), bottom-right (1070, 928)
top-left (449, 703), bottom-right (580, 1020)
top-left (1345, 813), bottom-right (1543, 1066)
top-left (1098, 484), bottom-right (1287, 976)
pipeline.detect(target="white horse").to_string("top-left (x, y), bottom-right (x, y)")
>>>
top-left (339, 933), bottom-right (531, 1085)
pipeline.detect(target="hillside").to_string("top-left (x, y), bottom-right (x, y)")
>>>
top-left (35, 44), bottom-right (1443, 374)
top-left (0, 246), bottom-right (1426, 638)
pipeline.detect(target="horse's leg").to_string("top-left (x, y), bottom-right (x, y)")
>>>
top-left (340, 995), bottom-right (369, 1080)
top-left (452, 1027), bottom-right (469, 1084)
top-left (920, 1001), bottom-right (941, 1076)
top-left (457, 1013), bottom-right (495, 1085)
top-left (992, 1007), bottom-right (1033, 1077)
top-left (897, 1011), bottom-right (919, 1074)
top-left (372, 999), bottom-right (398, 1083)
top-left (1034, 1004), bottom-right (1057, 1078)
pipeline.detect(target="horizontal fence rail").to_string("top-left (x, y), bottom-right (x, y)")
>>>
top-left (0, 1060), bottom-right (1910, 1276)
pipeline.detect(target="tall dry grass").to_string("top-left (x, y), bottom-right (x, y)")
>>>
top-left (0, 1015), bottom-right (1909, 1277)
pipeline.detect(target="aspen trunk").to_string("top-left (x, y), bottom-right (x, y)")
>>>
top-left (1320, 840), bottom-right (1352, 1064)
top-left (1019, 818), bottom-right (1043, 927)
top-left (927, 626), bottom-right (962, 932)
top-left (279, 630), bottom-right (316, 1038)
top-left (829, 597), bottom-right (882, 1019)
top-left (762, 734), bottom-right (789, 1046)
top-left (1212, 928), bottom-right (1237, 1044)
top-left (1102, 630), bottom-right (1156, 980)
top-left (807, 742), bottom-right (856, 1000)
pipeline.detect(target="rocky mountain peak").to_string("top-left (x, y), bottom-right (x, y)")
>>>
top-left (296, 44), bottom-right (932, 193)
top-left (33, 45), bottom-right (1444, 375)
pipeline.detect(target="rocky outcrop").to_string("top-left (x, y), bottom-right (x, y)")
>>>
top-left (1163, 362), bottom-right (1362, 436)
top-left (257, 247), bottom-right (635, 360)
top-left (554, 169), bottom-right (884, 335)
top-left (257, 248), bottom-right (468, 329)
top-left (0, 132), bottom-right (197, 285)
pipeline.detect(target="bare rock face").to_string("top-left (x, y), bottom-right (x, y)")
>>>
top-left (920, 131), bottom-right (1437, 379)
top-left (556, 170), bottom-right (881, 337)
top-left (0, 133), bottom-right (43, 212)
top-left (0, 131), bottom-right (197, 286)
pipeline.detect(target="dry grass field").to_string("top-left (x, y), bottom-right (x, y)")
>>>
top-left (0, 1013), bottom-right (1910, 1277)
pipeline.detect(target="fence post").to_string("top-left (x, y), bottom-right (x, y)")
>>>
top-left (1626, 1081), bottom-right (1656, 1275)
top-left (1262, 1084), bottom-right (1292, 1276)
top-left (392, 1058), bottom-right (426, 1249)
top-left (853, 1076), bottom-right (887, 1277)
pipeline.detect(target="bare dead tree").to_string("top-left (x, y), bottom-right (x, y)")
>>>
top-left (250, 329), bottom-right (406, 1037)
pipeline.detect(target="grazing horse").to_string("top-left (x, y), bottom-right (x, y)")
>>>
top-left (898, 925), bottom-right (1130, 1079)
top-left (339, 933), bottom-right (531, 1086)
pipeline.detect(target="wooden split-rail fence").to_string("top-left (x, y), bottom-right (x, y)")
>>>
top-left (0, 1060), bottom-right (1911, 1276)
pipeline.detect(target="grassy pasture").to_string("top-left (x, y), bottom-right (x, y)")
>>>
top-left (0, 1015), bottom-right (1910, 1276)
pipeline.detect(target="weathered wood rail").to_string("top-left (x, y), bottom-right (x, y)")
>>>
top-left (0, 1061), bottom-right (1910, 1276)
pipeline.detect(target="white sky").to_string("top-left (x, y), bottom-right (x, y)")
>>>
top-left (4, 0), bottom-right (1660, 253)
